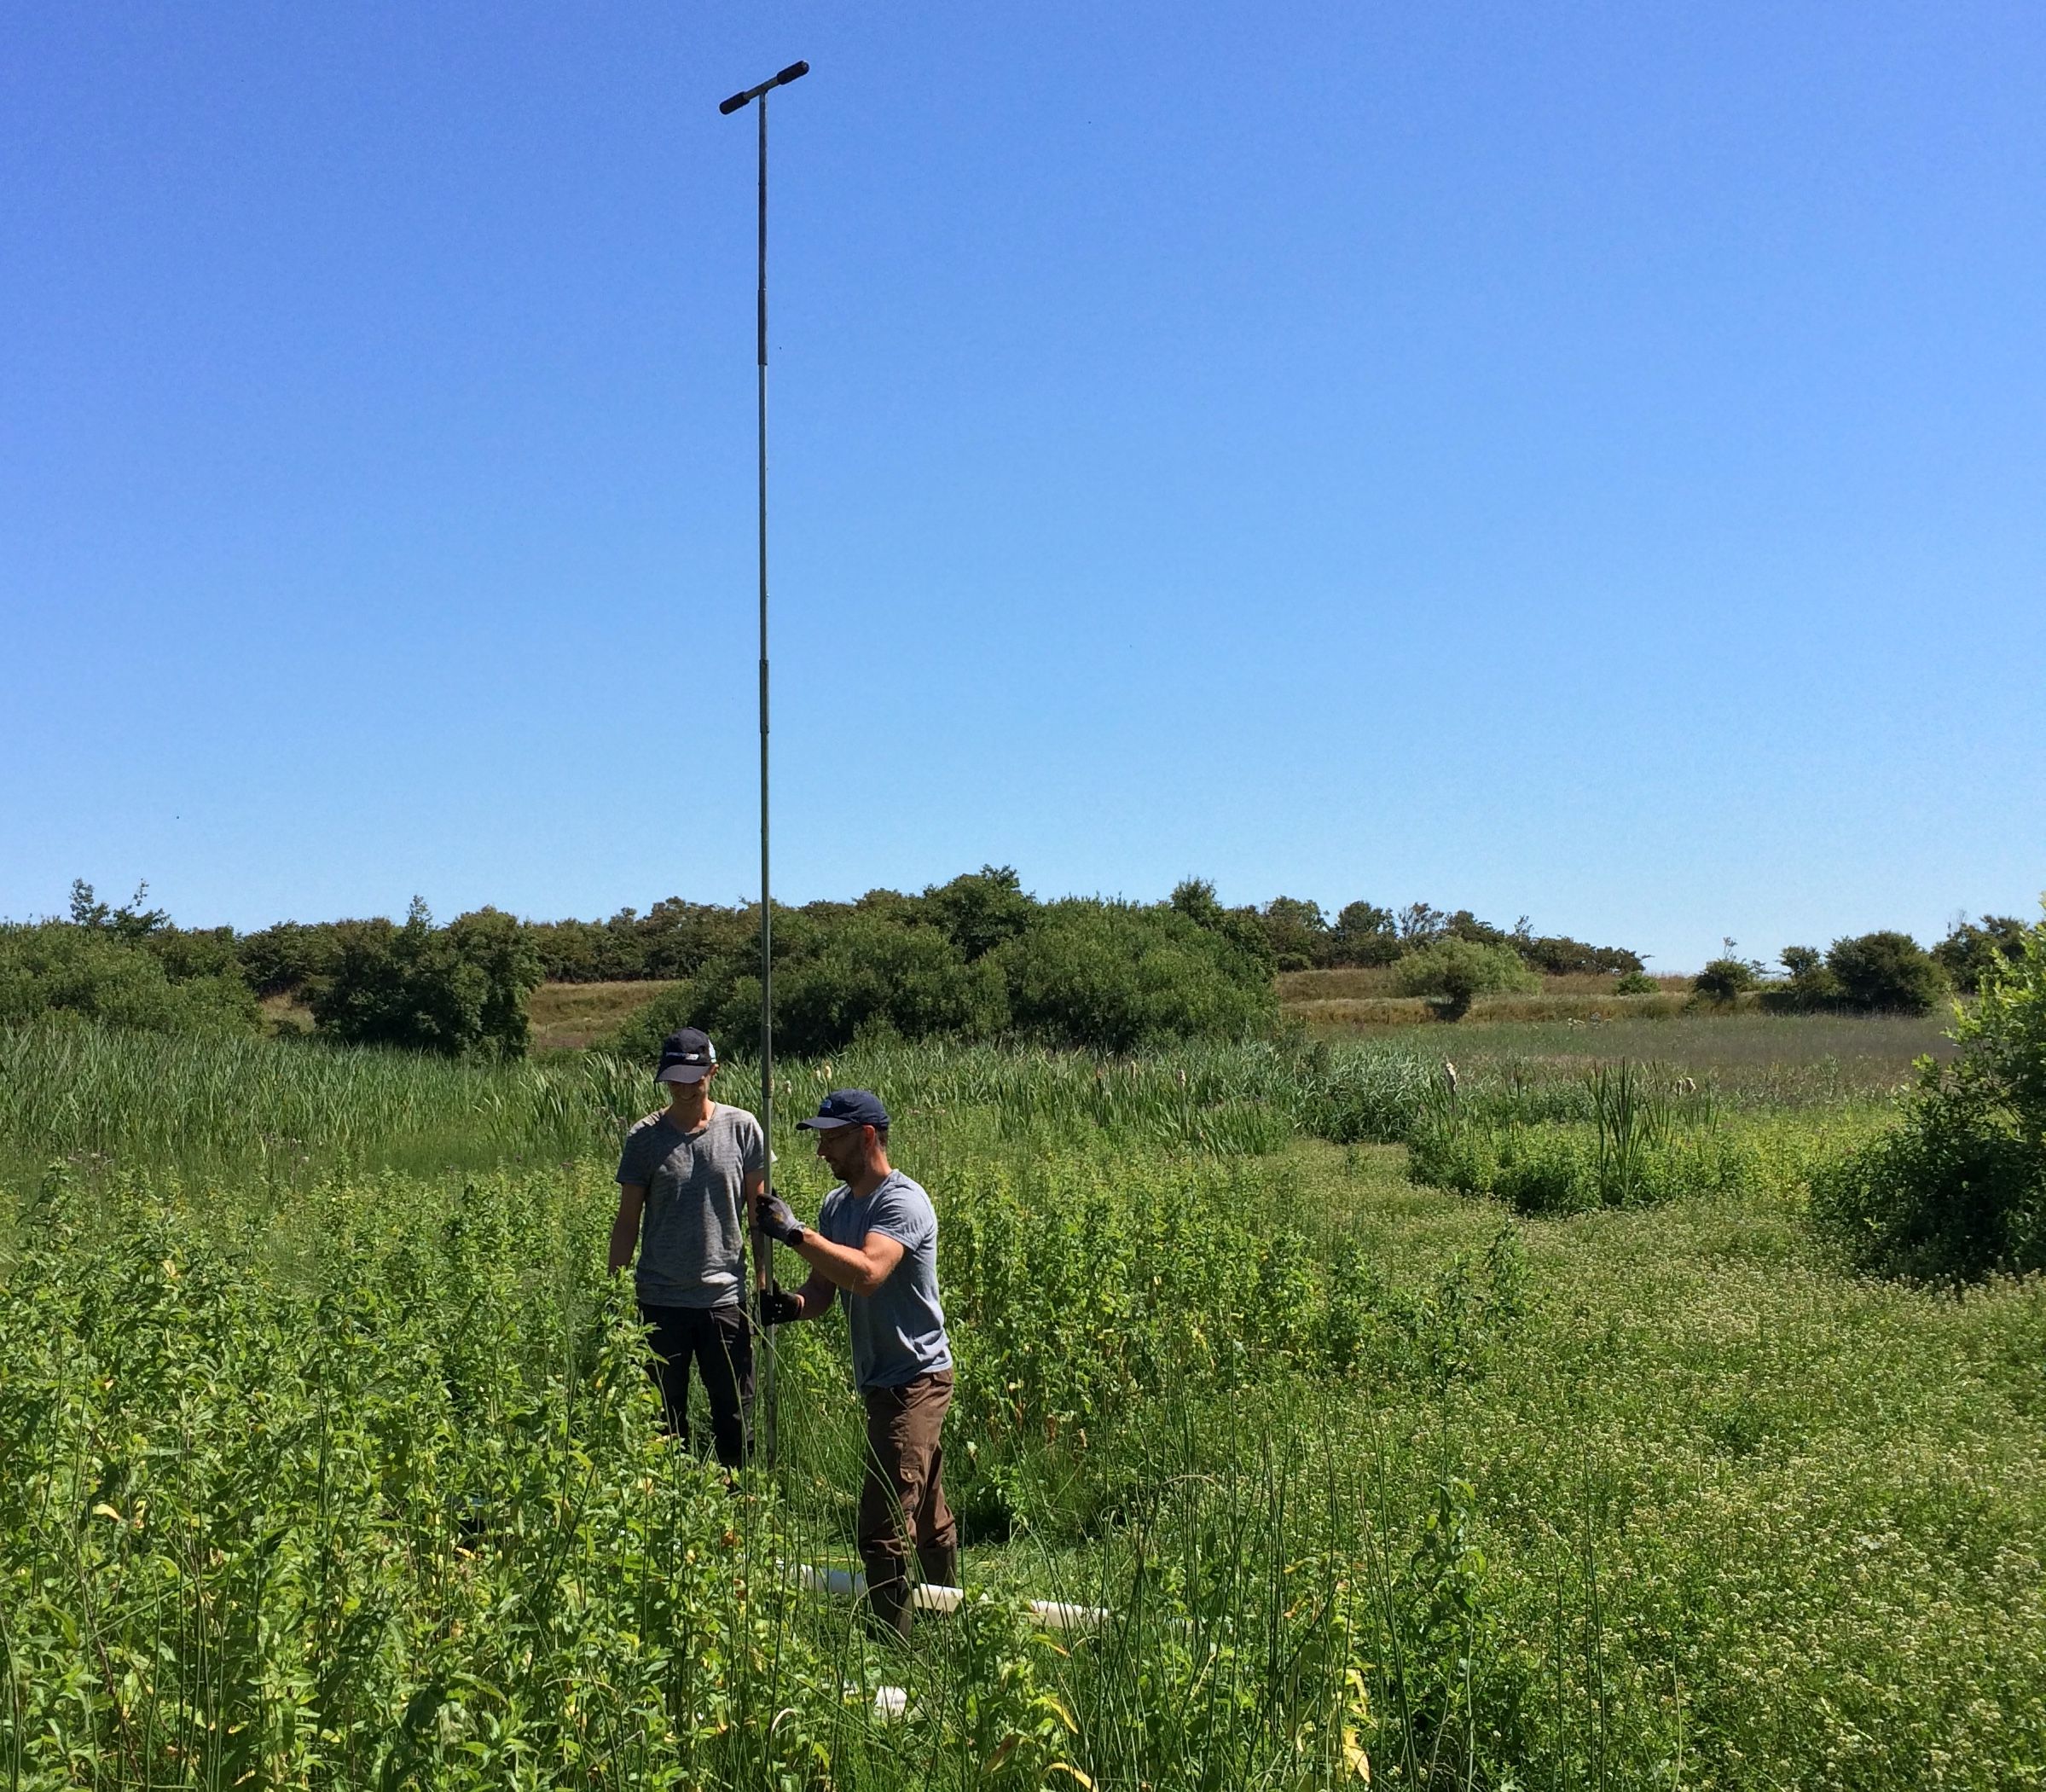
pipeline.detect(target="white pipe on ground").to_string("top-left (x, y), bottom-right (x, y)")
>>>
top-left (794, 1563), bottom-right (1110, 1632)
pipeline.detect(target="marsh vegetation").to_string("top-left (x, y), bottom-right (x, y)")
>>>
top-left (6, 964), bottom-right (2045, 1786)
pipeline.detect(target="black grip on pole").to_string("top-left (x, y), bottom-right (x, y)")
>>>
top-left (720, 61), bottom-right (808, 113)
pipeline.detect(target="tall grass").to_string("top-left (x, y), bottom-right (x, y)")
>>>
top-left (5, 1023), bottom-right (2045, 1784)
top-left (1, 1016), bottom-right (1930, 1194)
top-left (0, 1022), bottom-right (646, 1174)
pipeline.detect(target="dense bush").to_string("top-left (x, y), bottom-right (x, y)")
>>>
top-left (237, 919), bottom-right (345, 996)
top-left (0, 923), bottom-right (259, 1035)
top-left (630, 914), bottom-right (1009, 1058)
top-left (996, 899), bottom-right (1275, 1051)
top-left (1822, 930), bottom-right (1946, 1015)
top-left (617, 896), bottom-right (1275, 1059)
top-left (308, 901), bottom-right (542, 1058)
top-left (1760, 944), bottom-right (1842, 1012)
top-left (1935, 913), bottom-right (2031, 995)
top-left (1693, 954), bottom-right (1762, 1004)
top-left (1811, 905), bottom-right (2046, 1279)
top-left (1391, 938), bottom-right (1539, 1019)
top-left (1236, 891), bottom-right (1641, 976)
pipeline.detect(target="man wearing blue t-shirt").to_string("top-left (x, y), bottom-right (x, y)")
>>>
top-left (754, 1089), bottom-right (956, 1637)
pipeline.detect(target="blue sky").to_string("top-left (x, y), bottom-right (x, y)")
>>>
top-left (4, 2), bottom-right (2041, 970)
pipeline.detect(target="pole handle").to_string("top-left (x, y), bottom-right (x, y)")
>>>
top-left (720, 59), bottom-right (809, 113)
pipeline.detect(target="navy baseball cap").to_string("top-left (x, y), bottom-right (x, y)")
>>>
top-left (656, 1028), bottom-right (717, 1084)
top-left (796, 1088), bottom-right (890, 1131)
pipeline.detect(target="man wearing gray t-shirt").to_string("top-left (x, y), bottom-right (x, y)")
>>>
top-left (609, 1028), bottom-right (767, 1469)
top-left (754, 1088), bottom-right (957, 1637)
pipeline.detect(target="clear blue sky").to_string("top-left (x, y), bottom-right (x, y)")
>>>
top-left (4, 3), bottom-right (2041, 970)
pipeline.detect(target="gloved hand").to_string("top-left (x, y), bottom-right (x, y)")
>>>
top-left (756, 1192), bottom-right (805, 1246)
top-left (759, 1284), bottom-right (801, 1325)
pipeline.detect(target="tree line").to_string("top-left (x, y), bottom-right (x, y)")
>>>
top-left (12, 873), bottom-right (2013, 1058)
top-left (3, 871), bottom-right (1651, 1057)
top-left (1691, 916), bottom-right (2028, 1015)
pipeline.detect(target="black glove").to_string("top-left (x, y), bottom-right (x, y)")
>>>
top-left (756, 1192), bottom-right (804, 1246)
top-left (760, 1284), bottom-right (801, 1325)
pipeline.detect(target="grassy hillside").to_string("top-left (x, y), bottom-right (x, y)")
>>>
top-left (527, 977), bottom-right (678, 1052)
top-left (1279, 967), bottom-right (1696, 1029)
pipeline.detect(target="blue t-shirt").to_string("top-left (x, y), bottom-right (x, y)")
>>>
top-left (815, 1170), bottom-right (952, 1391)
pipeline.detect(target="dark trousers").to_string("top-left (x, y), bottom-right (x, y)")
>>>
top-left (859, 1370), bottom-right (959, 1634)
top-left (639, 1302), bottom-right (755, 1469)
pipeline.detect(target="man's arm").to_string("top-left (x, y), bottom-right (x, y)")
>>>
top-left (783, 1217), bottom-right (905, 1296)
top-left (785, 1269), bottom-right (838, 1320)
top-left (608, 1183), bottom-right (646, 1278)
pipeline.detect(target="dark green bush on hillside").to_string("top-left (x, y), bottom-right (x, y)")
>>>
top-left (1693, 954), bottom-right (1762, 1004)
top-left (308, 901), bottom-right (542, 1058)
top-left (1392, 939), bottom-right (1539, 1020)
top-left (1329, 901), bottom-right (1402, 967)
top-left (235, 921), bottom-right (342, 997)
top-left (0, 924), bottom-right (259, 1035)
top-left (1259, 896), bottom-right (1330, 971)
top-left (1811, 903), bottom-right (2046, 1279)
top-left (923, 866), bottom-right (1036, 960)
top-left (617, 895), bottom-right (1274, 1059)
top-left (996, 900), bottom-right (1275, 1052)
top-left (1168, 879), bottom-right (1274, 969)
top-left (1825, 931), bottom-right (1945, 1015)
top-left (626, 914), bottom-right (1008, 1059)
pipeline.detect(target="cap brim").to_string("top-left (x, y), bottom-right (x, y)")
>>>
top-left (795, 1115), bottom-right (857, 1130)
top-left (657, 1064), bottom-right (712, 1084)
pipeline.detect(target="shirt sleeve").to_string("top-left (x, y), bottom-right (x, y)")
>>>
top-left (740, 1116), bottom-right (768, 1180)
top-left (863, 1182), bottom-right (933, 1250)
top-left (616, 1122), bottom-right (651, 1187)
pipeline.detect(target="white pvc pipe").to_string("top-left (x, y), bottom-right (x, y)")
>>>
top-left (794, 1563), bottom-right (1110, 1632)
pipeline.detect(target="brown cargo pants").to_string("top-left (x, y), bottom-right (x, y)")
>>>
top-left (858, 1369), bottom-right (959, 1636)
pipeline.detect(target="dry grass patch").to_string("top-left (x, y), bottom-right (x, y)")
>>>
top-left (528, 979), bottom-right (678, 1052)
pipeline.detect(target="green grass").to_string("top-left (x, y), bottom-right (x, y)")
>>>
top-left (3, 1017), bottom-right (2042, 1788)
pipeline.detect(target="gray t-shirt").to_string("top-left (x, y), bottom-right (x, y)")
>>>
top-left (815, 1170), bottom-right (952, 1392)
top-left (616, 1105), bottom-right (767, 1309)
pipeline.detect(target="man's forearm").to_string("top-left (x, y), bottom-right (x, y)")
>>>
top-left (788, 1230), bottom-right (887, 1297)
top-left (607, 1217), bottom-right (637, 1277)
top-left (790, 1273), bottom-right (835, 1319)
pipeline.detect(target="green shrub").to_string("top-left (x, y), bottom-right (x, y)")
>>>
top-left (1693, 956), bottom-right (1761, 1004)
top-left (618, 897), bottom-right (1274, 1058)
top-left (625, 918), bottom-right (1008, 1059)
top-left (995, 900), bottom-right (1276, 1052)
top-left (235, 919), bottom-right (343, 995)
top-left (1760, 944), bottom-right (1842, 1012)
top-left (1811, 904), bottom-right (2046, 1278)
top-left (1329, 899), bottom-right (1402, 966)
top-left (1825, 931), bottom-right (1946, 1015)
top-left (1809, 1089), bottom-right (2042, 1279)
top-left (921, 865), bottom-right (1037, 960)
top-left (1392, 939), bottom-right (1539, 1019)
top-left (1260, 895), bottom-right (1330, 971)
top-left (1614, 970), bottom-right (1656, 995)
top-left (308, 901), bottom-right (542, 1058)
top-left (0, 923), bottom-right (258, 1035)
top-left (1933, 913), bottom-right (2031, 995)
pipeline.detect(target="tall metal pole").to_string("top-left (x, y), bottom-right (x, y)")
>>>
top-left (720, 58), bottom-right (807, 1468)
top-left (752, 90), bottom-right (776, 1464)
